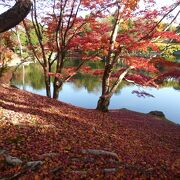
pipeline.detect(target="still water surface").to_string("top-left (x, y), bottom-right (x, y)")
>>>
top-left (11, 64), bottom-right (180, 124)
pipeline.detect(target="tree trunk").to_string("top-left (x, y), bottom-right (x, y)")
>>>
top-left (101, 64), bottom-right (113, 95)
top-left (43, 69), bottom-right (51, 98)
top-left (53, 52), bottom-right (65, 99)
top-left (96, 95), bottom-right (111, 112)
top-left (53, 85), bottom-right (60, 99)
top-left (53, 77), bottom-right (62, 99)
top-left (96, 63), bottom-right (113, 112)
top-left (15, 26), bottom-right (23, 56)
top-left (97, 66), bottom-right (133, 112)
top-left (0, 0), bottom-right (32, 33)
top-left (96, 6), bottom-right (122, 112)
top-left (45, 77), bottom-right (51, 98)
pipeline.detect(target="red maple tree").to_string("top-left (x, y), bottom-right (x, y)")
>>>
top-left (22, 0), bottom-right (179, 111)
top-left (92, 0), bottom-right (180, 111)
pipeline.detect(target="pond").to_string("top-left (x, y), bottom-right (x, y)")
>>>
top-left (11, 63), bottom-right (180, 124)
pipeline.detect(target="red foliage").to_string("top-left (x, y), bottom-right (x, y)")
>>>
top-left (37, 0), bottom-right (180, 90)
top-left (155, 70), bottom-right (180, 83)
top-left (48, 72), bottom-right (63, 78)
top-left (125, 57), bottom-right (158, 73)
top-left (126, 74), bottom-right (158, 87)
top-left (153, 32), bottom-right (180, 42)
top-left (0, 85), bottom-right (179, 179)
top-left (92, 69), bottom-right (104, 76)
top-left (150, 57), bottom-right (180, 70)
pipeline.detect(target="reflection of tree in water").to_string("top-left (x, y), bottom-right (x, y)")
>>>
top-left (161, 80), bottom-right (180, 90)
top-left (173, 87), bottom-right (180, 91)
top-left (66, 59), bottom-right (129, 93)
top-left (27, 64), bottom-right (45, 89)
top-left (65, 59), bottom-right (104, 70)
top-left (13, 63), bottom-right (103, 92)
top-left (71, 72), bottom-right (130, 94)
top-left (72, 73), bottom-right (101, 93)
top-left (12, 63), bottom-right (45, 90)
top-left (12, 63), bottom-right (179, 94)
top-left (12, 63), bottom-right (132, 93)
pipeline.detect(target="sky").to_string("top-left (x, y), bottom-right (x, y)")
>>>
top-left (0, 0), bottom-right (179, 23)
top-left (139, 0), bottom-right (180, 23)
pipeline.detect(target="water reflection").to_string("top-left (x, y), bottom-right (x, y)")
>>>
top-left (11, 63), bottom-right (180, 124)
top-left (12, 63), bottom-right (45, 90)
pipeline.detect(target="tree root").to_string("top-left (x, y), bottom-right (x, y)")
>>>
top-left (81, 149), bottom-right (119, 160)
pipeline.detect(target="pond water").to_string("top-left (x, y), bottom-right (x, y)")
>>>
top-left (11, 63), bottom-right (180, 124)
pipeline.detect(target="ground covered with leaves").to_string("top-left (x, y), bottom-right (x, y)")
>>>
top-left (0, 84), bottom-right (179, 179)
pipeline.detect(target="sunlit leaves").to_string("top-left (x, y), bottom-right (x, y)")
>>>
top-left (125, 57), bottom-right (158, 73)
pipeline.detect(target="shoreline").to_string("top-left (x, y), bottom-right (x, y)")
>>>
top-left (9, 82), bottom-right (177, 124)
top-left (1, 64), bottom-right (178, 125)
top-left (1, 56), bottom-right (179, 125)
top-left (1, 82), bottom-right (179, 127)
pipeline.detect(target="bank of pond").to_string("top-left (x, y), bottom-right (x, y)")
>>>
top-left (11, 63), bottom-right (180, 124)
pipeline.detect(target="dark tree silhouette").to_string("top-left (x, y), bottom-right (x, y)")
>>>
top-left (0, 0), bottom-right (32, 33)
